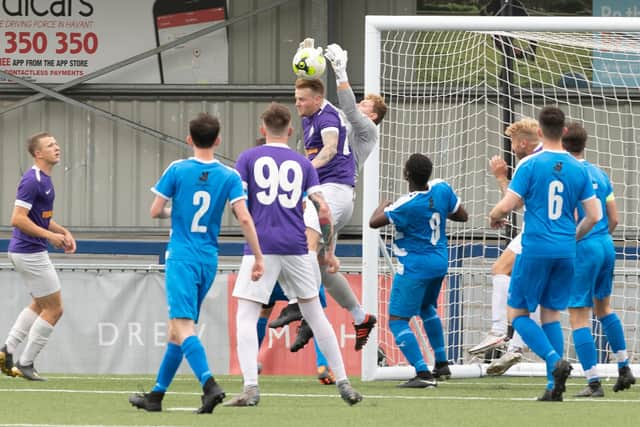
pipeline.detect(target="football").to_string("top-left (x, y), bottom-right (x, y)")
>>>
top-left (292, 47), bottom-right (326, 79)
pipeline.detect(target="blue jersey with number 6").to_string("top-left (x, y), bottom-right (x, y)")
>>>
top-left (508, 150), bottom-right (595, 258)
top-left (152, 158), bottom-right (245, 262)
top-left (384, 179), bottom-right (461, 277)
top-left (235, 143), bottom-right (321, 255)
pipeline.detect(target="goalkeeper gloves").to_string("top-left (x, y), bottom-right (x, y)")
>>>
top-left (324, 43), bottom-right (349, 84)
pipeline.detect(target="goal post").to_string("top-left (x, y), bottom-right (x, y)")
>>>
top-left (362, 15), bottom-right (640, 381)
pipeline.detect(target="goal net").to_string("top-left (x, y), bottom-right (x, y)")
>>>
top-left (361, 16), bottom-right (640, 380)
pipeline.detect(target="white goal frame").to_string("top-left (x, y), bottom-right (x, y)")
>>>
top-left (361, 15), bottom-right (640, 381)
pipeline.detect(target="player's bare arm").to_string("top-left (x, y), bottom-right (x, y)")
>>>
top-left (489, 191), bottom-right (523, 229)
top-left (576, 197), bottom-right (602, 240)
top-left (489, 155), bottom-right (510, 195)
top-left (448, 205), bottom-right (469, 222)
top-left (369, 200), bottom-right (392, 229)
top-left (49, 219), bottom-right (76, 253)
top-left (232, 199), bottom-right (264, 281)
top-left (150, 195), bottom-right (171, 219)
top-left (10, 205), bottom-right (66, 249)
top-left (309, 191), bottom-right (339, 273)
top-left (311, 130), bottom-right (338, 169)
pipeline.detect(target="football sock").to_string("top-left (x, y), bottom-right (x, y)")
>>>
top-left (421, 306), bottom-right (447, 363)
top-left (513, 315), bottom-right (559, 389)
top-left (19, 316), bottom-right (54, 365)
top-left (318, 284), bottom-right (327, 309)
top-left (600, 312), bottom-right (629, 368)
top-left (299, 298), bottom-right (347, 382)
top-left (153, 342), bottom-right (183, 392)
top-left (5, 307), bottom-right (38, 354)
top-left (542, 321), bottom-right (564, 357)
top-left (257, 316), bottom-right (268, 348)
top-left (572, 327), bottom-right (599, 382)
top-left (314, 338), bottom-right (329, 368)
top-left (182, 335), bottom-right (212, 387)
top-left (236, 298), bottom-right (261, 387)
top-left (321, 267), bottom-right (361, 318)
top-left (389, 319), bottom-right (428, 373)
top-left (491, 274), bottom-right (510, 335)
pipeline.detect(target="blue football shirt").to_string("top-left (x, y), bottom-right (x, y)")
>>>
top-left (576, 160), bottom-right (614, 241)
top-left (152, 157), bottom-right (245, 261)
top-left (508, 150), bottom-right (595, 257)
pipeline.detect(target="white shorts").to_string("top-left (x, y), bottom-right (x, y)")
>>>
top-left (232, 253), bottom-right (321, 304)
top-left (506, 233), bottom-right (522, 255)
top-left (303, 197), bottom-right (321, 235)
top-left (8, 251), bottom-right (61, 298)
top-left (318, 183), bottom-right (354, 234)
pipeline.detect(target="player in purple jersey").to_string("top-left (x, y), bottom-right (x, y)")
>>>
top-left (227, 103), bottom-right (362, 407)
top-left (292, 76), bottom-right (377, 352)
top-left (0, 133), bottom-right (76, 381)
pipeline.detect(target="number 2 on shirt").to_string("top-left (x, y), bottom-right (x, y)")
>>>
top-left (191, 190), bottom-right (211, 233)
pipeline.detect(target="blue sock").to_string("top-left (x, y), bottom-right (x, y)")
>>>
top-left (542, 321), bottom-right (564, 358)
top-left (152, 342), bottom-right (183, 392)
top-left (257, 316), bottom-right (268, 348)
top-left (389, 319), bottom-right (428, 373)
top-left (421, 307), bottom-right (447, 363)
top-left (182, 335), bottom-right (212, 386)
top-left (314, 338), bottom-right (328, 368)
top-left (513, 315), bottom-right (559, 389)
top-left (600, 312), bottom-right (629, 368)
top-left (572, 327), bottom-right (599, 383)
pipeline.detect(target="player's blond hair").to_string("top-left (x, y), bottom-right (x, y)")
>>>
top-left (364, 94), bottom-right (387, 125)
top-left (505, 118), bottom-right (538, 142)
top-left (27, 132), bottom-right (51, 157)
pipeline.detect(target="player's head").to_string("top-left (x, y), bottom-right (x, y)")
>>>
top-left (404, 153), bottom-right (433, 190)
top-left (562, 122), bottom-right (587, 156)
top-left (505, 118), bottom-right (539, 160)
top-left (358, 94), bottom-right (387, 125)
top-left (294, 78), bottom-right (325, 117)
top-left (537, 106), bottom-right (566, 140)
top-left (28, 132), bottom-right (60, 165)
top-left (260, 102), bottom-right (293, 140)
top-left (188, 113), bottom-right (221, 148)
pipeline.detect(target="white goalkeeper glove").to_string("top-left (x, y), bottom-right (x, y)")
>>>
top-left (324, 43), bottom-right (349, 84)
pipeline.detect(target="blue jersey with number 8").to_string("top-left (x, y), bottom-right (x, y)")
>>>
top-left (152, 158), bottom-right (245, 261)
top-left (384, 180), bottom-right (461, 275)
top-left (508, 150), bottom-right (595, 258)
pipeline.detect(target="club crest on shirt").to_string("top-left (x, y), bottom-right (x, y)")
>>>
top-left (199, 171), bottom-right (209, 182)
top-left (553, 162), bottom-right (563, 173)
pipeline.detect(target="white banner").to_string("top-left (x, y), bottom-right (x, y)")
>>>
top-left (0, 0), bottom-right (228, 84)
top-left (0, 270), bottom-right (231, 374)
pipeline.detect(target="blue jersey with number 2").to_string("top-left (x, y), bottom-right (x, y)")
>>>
top-left (508, 150), bottom-right (595, 258)
top-left (152, 157), bottom-right (245, 262)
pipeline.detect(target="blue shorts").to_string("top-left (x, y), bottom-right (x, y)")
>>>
top-left (508, 254), bottom-right (574, 312)
top-left (569, 236), bottom-right (615, 308)
top-left (265, 282), bottom-right (327, 309)
top-left (165, 258), bottom-right (217, 322)
top-left (388, 272), bottom-right (444, 319)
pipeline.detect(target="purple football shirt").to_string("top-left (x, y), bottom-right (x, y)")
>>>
top-left (9, 166), bottom-right (55, 253)
top-left (235, 143), bottom-right (321, 255)
top-left (302, 100), bottom-right (355, 187)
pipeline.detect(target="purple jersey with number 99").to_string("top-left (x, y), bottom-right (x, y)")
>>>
top-left (235, 143), bottom-right (321, 255)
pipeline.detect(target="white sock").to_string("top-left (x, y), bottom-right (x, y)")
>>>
top-left (491, 274), bottom-right (510, 335)
top-left (350, 306), bottom-right (366, 325)
top-left (19, 317), bottom-right (54, 365)
top-left (299, 299), bottom-right (347, 382)
top-left (5, 307), bottom-right (38, 354)
top-left (236, 299), bottom-right (262, 387)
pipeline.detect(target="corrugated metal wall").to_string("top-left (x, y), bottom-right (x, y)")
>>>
top-left (0, 0), bottom-right (413, 234)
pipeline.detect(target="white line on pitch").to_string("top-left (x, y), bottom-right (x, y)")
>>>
top-left (1, 388), bottom-right (639, 403)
